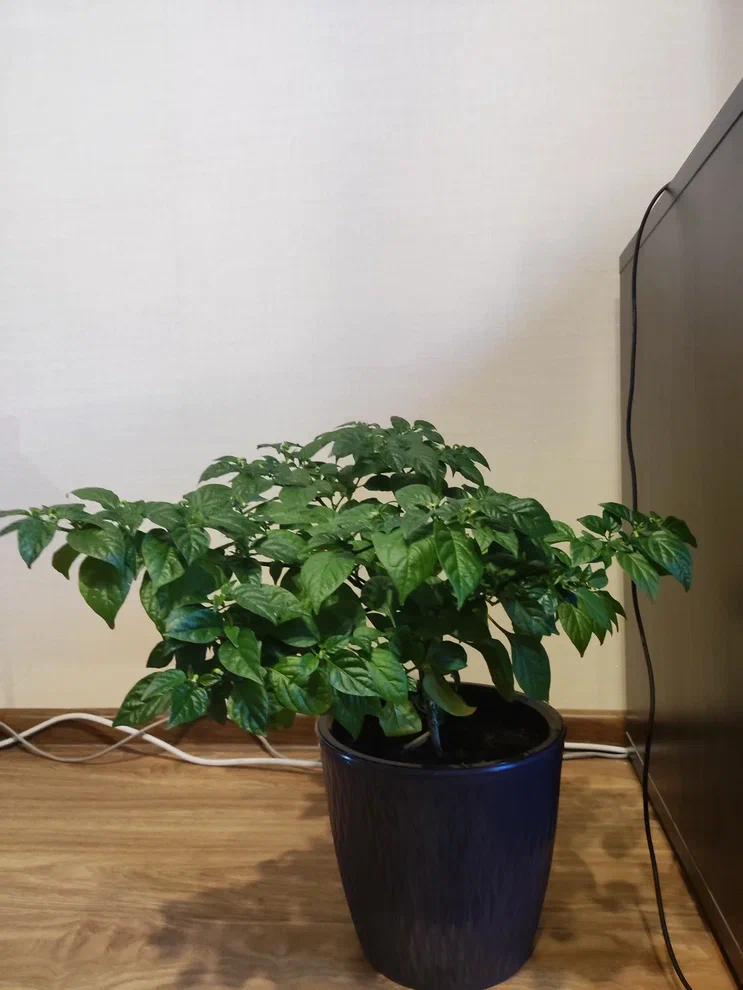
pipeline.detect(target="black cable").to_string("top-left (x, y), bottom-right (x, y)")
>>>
top-left (627, 184), bottom-right (695, 990)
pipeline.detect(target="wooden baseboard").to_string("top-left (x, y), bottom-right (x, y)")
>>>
top-left (561, 709), bottom-right (628, 747)
top-left (0, 707), bottom-right (627, 749)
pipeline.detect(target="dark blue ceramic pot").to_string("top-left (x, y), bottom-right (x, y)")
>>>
top-left (317, 685), bottom-right (565, 990)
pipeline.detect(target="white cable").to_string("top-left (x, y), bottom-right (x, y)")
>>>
top-left (0, 712), bottom-right (629, 767)
top-left (563, 750), bottom-right (628, 760)
top-left (564, 741), bottom-right (630, 755)
top-left (0, 714), bottom-right (321, 769)
top-left (255, 734), bottom-right (293, 760)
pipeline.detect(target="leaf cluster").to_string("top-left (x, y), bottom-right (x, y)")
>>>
top-left (1, 419), bottom-right (695, 744)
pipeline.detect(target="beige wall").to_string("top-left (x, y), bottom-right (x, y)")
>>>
top-left (1, 1), bottom-right (741, 710)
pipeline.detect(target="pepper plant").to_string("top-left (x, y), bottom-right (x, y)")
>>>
top-left (0, 418), bottom-right (695, 754)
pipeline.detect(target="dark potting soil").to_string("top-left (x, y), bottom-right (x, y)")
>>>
top-left (331, 689), bottom-right (551, 768)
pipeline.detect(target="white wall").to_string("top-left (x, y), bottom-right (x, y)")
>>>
top-left (1, 1), bottom-right (741, 710)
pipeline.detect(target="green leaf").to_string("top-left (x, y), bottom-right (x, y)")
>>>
top-left (557, 601), bottom-right (593, 656)
top-left (158, 516), bottom-right (210, 564)
top-left (271, 464), bottom-right (314, 487)
top-left (326, 653), bottom-right (378, 697)
top-left (644, 531), bottom-right (692, 591)
top-left (261, 502), bottom-right (335, 526)
top-left (379, 699), bottom-right (422, 737)
top-left (361, 575), bottom-right (394, 610)
top-left (0, 508), bottom-right (28, 518)
top-left (400, 510), bottom-right (430, 541)
top-left (578, 514), bottom-right (606, 536)
top-left (275, 618), bottom-right (318, 647)
top-left (279, 486), bottom-right (322, 509)
top-left (140, 558), bottom-right (223, 630)
top-left (258, 531), bottom-right (308, 565)
top-left (351, 624), bottom-right (379, 648)
top-left (395, 484), bottom-right (437, 512)
top-left (228, 556), bottom-right (262, 584)
top-left (51, 543), bottom-right (80, 579)
top-left (141, 531), bottom-right (185, 592)
top-left (67, 524), bottom-right (129, 572)
top-left (331, 694), bottom-right (371, 738)
top-left (0, 519), bottom-right (24, 538)
top-left (413, 419), bottom-right (445, 443)
top-left (164, 605), bottom-right (222, 643)
top-left (185, 484), bottom-right (232, 513)
top-left (78, 556), bottom-right (132, 628)
top-left (509, 635), bottom-right (550, 701)
top-left (422, 672), bottom-right (477, 716)
top-left (232, 471), bottom-right (273, 502)
top-left (300, 550), bottom-right (356, 612)
top-left (544, 520), bottom-right (576, 543)
top-left (331, 503), bottom-right (379, 538)
top-left (570, 536), bottom-right (602, 565)
top-left (71, 487), bottom-right (120, 509)
top-left (476, 639), bottom-right (514, 700)
top-left (145, 501), bottom-right (186, 531)
top-left (233, 582), bottom-right (304, 624)
top-left (472, 525), bottom-right (497, 554)
top-left (219, 629), bottom-right (262, 684)
top-left (575, 588), bottom-right (615, 632)
top-left (600, 501), bottom-right (632, 522)
top-left (504, 598), bottom-right (555, 636)
top-left (185, 487), bottom-right (258, 541)
top-left (390, 415), bottom-right (411, 431)
top-left (168, 682), bottom-right (210, 727)
top-left (493, 529), bottom-right (519, 555)
top-left (602, 510), bottom-right (621, 533)
top-left (596, 589), bottom-right (625, 625)
top-left (146, 639), bottom-right (180, 668)
top-left (506, 498), bottom-right (554, 538)
top-left (587, 568), bottom-right (608, 589)
top-left (663, 515), bottom-right (697, 548)
top-left (268, 668), bottom-right (332, 715)
top-left (617, 550), bottom-right (660, 599)
top-left (199, 457), bottom-right (241, 482)
top-left (426, 641), bottom-right (468, 673)
top-left (364, 475), bottom-right (394, 491)
top-left (369, 647), bottom-right (409, 701)
top-left (17, 517), bottom-right (56, 567)
top-left (227, 680), bottom-right (270, 734)
top-left (297, 430), bottom-right (341, 460)
top-left (371, 530), bottom-right (438, 604)
top-left (113, 669), bottom-right (186, 726)
top-left (434, 522), bottom-right (483, 608)
top-left (224, 624), bottom-right (241, 646)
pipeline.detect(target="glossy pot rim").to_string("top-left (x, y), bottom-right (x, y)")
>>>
top-left (316, 684), bottom-right (566, 776)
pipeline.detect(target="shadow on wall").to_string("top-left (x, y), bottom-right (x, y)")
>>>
top-left (146, 772), bottom-right (649, 990)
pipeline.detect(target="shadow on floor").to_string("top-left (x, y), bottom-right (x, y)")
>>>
top-left (148, 770), bottom-right (656, 989)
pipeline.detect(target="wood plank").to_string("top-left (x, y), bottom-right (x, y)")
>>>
top-left (0, 750), bottom-right (734, 989)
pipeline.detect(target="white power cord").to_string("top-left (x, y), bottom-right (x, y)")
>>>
top-left (0, 714), bottom-right (321, 769)
top-left (563, 741), bottom-right (630, 760)
top-left (0, 713), bottom-right (629, 768)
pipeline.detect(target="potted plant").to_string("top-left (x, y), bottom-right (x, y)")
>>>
top-left (0, 417), bottom-right (695, 989)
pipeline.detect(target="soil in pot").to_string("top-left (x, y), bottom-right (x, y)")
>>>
top-left (331, 687), bottom-right (550, 767)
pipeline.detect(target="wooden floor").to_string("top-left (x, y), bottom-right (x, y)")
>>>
top-left (0, 743), bottom-right (735, 990)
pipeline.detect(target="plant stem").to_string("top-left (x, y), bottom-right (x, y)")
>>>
top-left (428, 702), bottom-right (443, 756)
